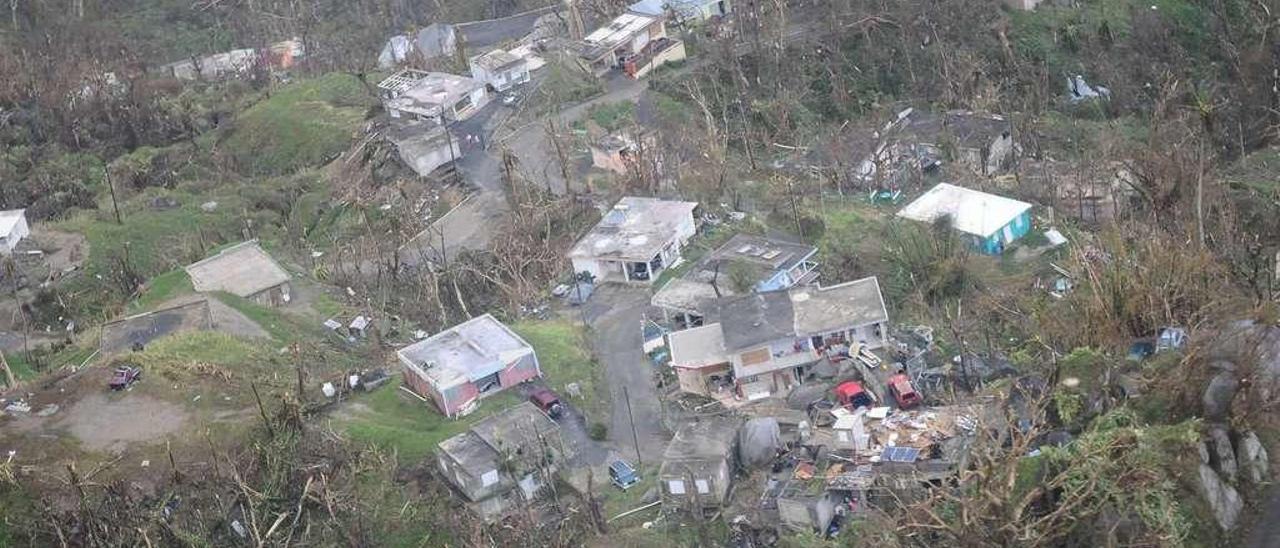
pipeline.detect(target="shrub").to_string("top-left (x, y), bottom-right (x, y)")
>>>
top-left (588, 422), bottom-right (608, 441)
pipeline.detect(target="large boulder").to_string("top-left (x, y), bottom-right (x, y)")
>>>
top-left (1238, 431), bottom-right (1270, 485)
top-left (1199, 463), bottom-right (1244, 531)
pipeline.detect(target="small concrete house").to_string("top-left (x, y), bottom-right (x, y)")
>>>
top-left (659, 417), bottom-right (741, 510)
top-left (673, 277), bottom-right (888, 400)
top-left (437, 402), bottom-right (570, 521)
top-left (568, 197), bottom-right (699, 284)
top-left (573, 12), bottom-right (686, 78)
top-left (469, 49), bottom-right (531, 92)
top-left (0, 209), bottom-right (30, 255)
top-left (386, 121), bottom-right (462, 177)
top-left (896, 183), bottom-right (1033, 255)
top-left (377, 69), bottom-right (489, 123)
top-left (397, 314), bottom-right (540, 417)
top-left (652, 233), bottom-right (817, 330)
top-left (185, 240), bottom-right (292, 306)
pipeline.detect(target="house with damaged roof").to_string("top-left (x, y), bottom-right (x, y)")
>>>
top-left (397, 314), bottom-right (541, 417)
top-left (436, 402), bottom-right (571, 521)
top-left (569, 197), bottom-right (699, 284)
top-left (376, 69), bottom-right (489, 124)
top-left (652, 233), bottom-right (818, 330)
top-left (571, 11), bottom-right (686, 79)
top-left (659, 416), bottom-right (742, 511)
top-left (668, 277), bottom-right (889, 400)
top-left (853, 108), bottom-right (1014, 185)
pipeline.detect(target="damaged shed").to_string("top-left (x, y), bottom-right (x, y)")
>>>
top-left (659, 416), bottom-right (743, 510)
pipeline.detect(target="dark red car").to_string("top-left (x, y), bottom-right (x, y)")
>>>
top-left (110, 366), bottom-right (142, 390)
top-left (530, 388), bottom-right (564, 419)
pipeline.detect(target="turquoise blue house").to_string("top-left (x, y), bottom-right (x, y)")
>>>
top-left (896, 183), bottom-right (1034, 255)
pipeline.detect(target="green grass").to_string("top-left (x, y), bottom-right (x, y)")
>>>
top-left (340, 378), bottom-right (522, 462)
top-left (56, 186), bottom-right (257, 290)
top-left (133, 330), bottom-right (261, 368)
top-left (130, 269), bottom-right (194, 312)
top-left (511, 319), bottom-right (606, 421)
top-left (221, 73), bottom-right (375, 176)
top-left (211, 291), bottom-right (322, 342)
top-left (5, 352), bottom-right (37, 381)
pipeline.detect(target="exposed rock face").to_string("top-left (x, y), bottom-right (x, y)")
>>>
top-left (1199, 463), bottom-right (1244, 531)
top-left (1239, 431), bottom-right (1270, 485)
top-left (1202, 368), bottom-right (1238, 423)
top-left (1210, 426), bottom-right (1238, 483)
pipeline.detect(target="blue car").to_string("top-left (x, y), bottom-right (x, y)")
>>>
top-left (609, 460), bottom-right (641, 490)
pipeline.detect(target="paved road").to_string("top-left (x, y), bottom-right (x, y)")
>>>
top-left (496, 74), bottom-right (650, 194)
top-left (1245, 484), bottom-right (1280, 547)
top-left (515, 380), bottom-right (611, 467)
top-left (581, 285), bottom-right (669, 464)
top-left (457, 6), bottom-right (559, 50)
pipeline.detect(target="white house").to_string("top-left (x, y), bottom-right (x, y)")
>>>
top-left (469, 49), bottom-right (531, 92)
top-left (573, 12), bottom-right (687, 78)
top-left (569, 197), bottom-right (699, 284)
top-left (376, 69), bottom-right (489, 123)
top-left (0, 209), bottom-right (29, 255)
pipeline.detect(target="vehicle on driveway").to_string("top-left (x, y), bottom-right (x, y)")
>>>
top-left (109, 365), bottom-right (142, 390)
top-left (834, 381), bottom-right (875, 410)
top-left (529, 387), bottom-right (564, 419)
top-left (609, 459), bottom-right (641, 490)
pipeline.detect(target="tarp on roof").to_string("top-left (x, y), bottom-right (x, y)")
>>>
top-left (737, 417), bottom-right (781, 470)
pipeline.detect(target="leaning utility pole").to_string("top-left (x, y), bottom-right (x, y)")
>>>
top-left (623, 386), bottom-right (643, 467)
top-left (105, 169), bottom-right (122, 224)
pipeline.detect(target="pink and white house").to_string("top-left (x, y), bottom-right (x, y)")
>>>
top-left (397, 314), bottom-right (541, 417)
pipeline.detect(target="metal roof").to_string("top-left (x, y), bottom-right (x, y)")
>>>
top-left (896, 183), bottom-right (1032, 238)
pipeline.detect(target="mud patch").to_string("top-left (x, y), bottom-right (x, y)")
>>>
top-left (56, 392), bottom-right (189, 453)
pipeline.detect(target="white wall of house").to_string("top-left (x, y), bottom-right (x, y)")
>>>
top-left (0, 213), bottom-right (29, 255)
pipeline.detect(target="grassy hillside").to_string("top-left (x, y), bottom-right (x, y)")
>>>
top-left (220, 74), bottom-right (376, 176)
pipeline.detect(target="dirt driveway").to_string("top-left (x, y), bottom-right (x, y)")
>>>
top-left (581, 284), bottom-right (670, 464)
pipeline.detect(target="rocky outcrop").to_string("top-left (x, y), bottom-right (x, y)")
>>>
top-left (1209, 426), bottom-right (1238, 483)
top-left (1199, 463), bottom-right (1244, 531)
top-left (1197, 322), bottom-right (1280, 532)
top-left (1202, 368), bottom-right (1238, 423)
top-left (1240, 431), bottom-right (1270, 485)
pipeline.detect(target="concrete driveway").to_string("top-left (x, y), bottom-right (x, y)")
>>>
top-left (514, 381), bottom-right (610, 467)
top-left (581, 284), bottom-right (670, 465)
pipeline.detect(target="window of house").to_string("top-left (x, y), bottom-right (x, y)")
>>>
top-left (668, 480), bottom-right (686, 494)
top-left (695, 479), bottom-right (710, 494)
top-left (741, 348), bottom-right (770, 366)
top-left (481, 469), bottom-right (500, 487)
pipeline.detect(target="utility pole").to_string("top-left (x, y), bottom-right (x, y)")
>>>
top-left (623, 385), bottom-right (642, 467)
top-left (105, 168), bottom-right (122, 224)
